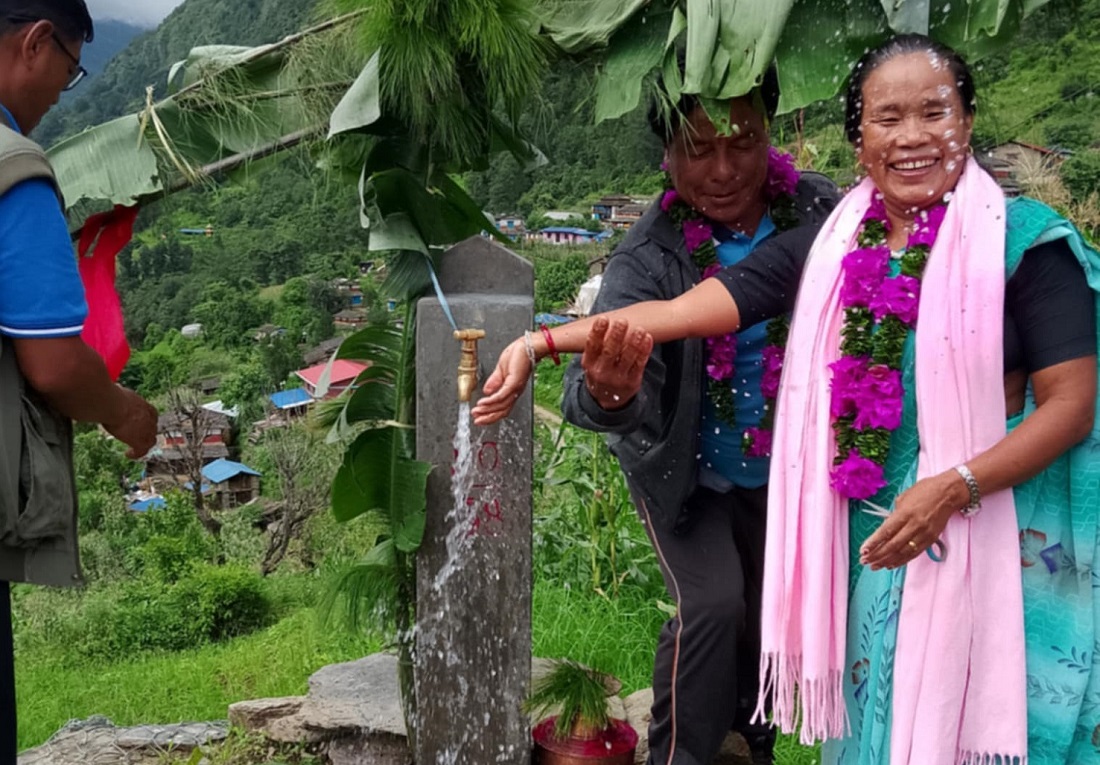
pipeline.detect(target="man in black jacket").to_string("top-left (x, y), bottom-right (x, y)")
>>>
top-left (561, 78), bottom-right (838, 765)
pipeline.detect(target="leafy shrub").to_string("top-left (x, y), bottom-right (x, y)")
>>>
top-left (1062, 150), bottom-right (1100, 201)
top-left (535, 255), bottom-right (590, 313)
top-left (70, 565), bottom-right (273, 660)
top-left (1043, 110), bottom-right (1099, 151)
top-left (217, 504), bottom-right (268, 565)
top-left (533, 423), bottom-right (661, 599)
top-left (82, 493), bottom-right (214, 585)
top-left (173, 564), bottom-right (273, 642)
top-left (137, 533), bottom-right (207, 584)
top-left (79, 583), bottom-right (200, 657)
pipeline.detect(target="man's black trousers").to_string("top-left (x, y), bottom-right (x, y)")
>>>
top-left (640, 484), bottom-right (773, 765)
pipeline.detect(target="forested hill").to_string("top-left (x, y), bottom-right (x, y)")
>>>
top-left (78, 19), bottom-right (145, 80)
top-left (36, 0), bottom-right (319, 148)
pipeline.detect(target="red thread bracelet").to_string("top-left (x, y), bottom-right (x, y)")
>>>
top-left (539, 324), bottom-right (561, 366)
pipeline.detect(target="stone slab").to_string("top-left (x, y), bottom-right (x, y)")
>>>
top-left (19, 718), bottom-right (227, 765)
top-left (227, 696), bottom-right (303, 731)
top-left (327, 733), bottom-right (412, 765)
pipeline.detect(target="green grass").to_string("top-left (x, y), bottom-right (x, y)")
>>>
top-left (17, 578), bottom-right (819, 764)
top-left (532, 580), bottom-right (665, 696)
top-left (16, 607), bottom-right (380, 750)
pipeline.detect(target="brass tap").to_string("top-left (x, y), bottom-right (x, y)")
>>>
top-left (455, 329), bottom-right (486, 403)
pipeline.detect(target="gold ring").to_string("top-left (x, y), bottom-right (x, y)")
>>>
top-left (907, 540), bottom-right (919, 551)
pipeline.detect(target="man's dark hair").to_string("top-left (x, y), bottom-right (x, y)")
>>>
top-left (0, 0), bottom-right (94, 43)
top-left (843, 33), bottom-right (975, 144)
top-left (647, 54), bottom-right (780, 145)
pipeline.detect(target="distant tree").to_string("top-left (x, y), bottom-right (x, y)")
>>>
top-left (257, 335), bottom-right (304, 388)
top-left (73, 431), bottom-right (140, 533)
top-left (535, 254), bottom-right (590, 313)
top-left (124, 330), bottom-right (194, 397)
top-left (360, 277), bottom-right (393, 325)
top-left (1062, 150), bottom-right (1100, 201)
top-left (219, 362), bottom-right (273, 425)
top-left (192, 281), bottom-right (271, 349)
top-left (142, 322), bottom-right (166, 349)
top-left (165, 386), bottom-right (224, 536)
top-left (259, 426), bottom-right (338, 574)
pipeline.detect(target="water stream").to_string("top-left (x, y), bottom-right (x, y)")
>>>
top-left (433, 401), bottom-right (477, 591)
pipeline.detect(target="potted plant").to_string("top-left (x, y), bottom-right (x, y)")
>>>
top-left (525, 660), bottom-right (638, 764)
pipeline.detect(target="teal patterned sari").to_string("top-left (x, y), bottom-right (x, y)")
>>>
top-left (824, 198), bottom-right (1100, 765)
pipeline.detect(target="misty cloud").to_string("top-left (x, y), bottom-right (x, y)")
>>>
top-left (85, 0), bottom-right (186, 28)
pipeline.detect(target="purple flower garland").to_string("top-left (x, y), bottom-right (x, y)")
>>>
top-left (828, 197), bottom-right (948, 499)
top-left (662, 147), bottom-right (800, 456)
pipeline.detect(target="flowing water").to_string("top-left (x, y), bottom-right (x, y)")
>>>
top-left (432, 402), bottom-right (478, 590)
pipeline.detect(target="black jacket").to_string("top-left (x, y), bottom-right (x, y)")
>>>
top-left (560, 173), bottom-right (840, 531)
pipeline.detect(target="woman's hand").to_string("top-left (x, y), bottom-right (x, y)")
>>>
top-left (471, 337), bottom-right (533, 425)
top-left (859, 470), bottom-right (969, 570)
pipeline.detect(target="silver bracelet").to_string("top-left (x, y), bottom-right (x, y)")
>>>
top-left (954, 464), bottom-right (982, 517)
top-left (522, 331), bottom-right (538, 367)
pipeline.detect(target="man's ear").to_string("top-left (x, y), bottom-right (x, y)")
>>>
top-left (17, 20), bottom-right (54, 67)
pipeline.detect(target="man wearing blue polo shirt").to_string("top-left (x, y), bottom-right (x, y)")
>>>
top-left (0, 2), bottom-right (157, 760)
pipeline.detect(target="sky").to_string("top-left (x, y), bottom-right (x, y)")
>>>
top-left (85, 0), bottom-right (187, 28)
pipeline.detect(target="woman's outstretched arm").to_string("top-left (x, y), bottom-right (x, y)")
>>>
top-left (471, 278), bottom-right (740, 424)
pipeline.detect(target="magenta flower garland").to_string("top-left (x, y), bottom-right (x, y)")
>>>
top-left (828, 196), bottom-right (948, 499)
top-left (662, 147), bottom-right (800, 456)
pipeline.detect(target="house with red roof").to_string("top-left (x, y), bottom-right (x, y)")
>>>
top-left (294, 359), bottom-right (370, 400)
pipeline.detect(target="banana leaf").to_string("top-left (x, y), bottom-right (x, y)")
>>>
top-left (539, 0), bottom-right (652, 53)
top-left (332, 427), bottom-right (431, 552)
top-left (48, 14), bottom-right (363, 221)
top-left (487, 116), bottom-right (548, 172)
top-left (328, 51), bottom-right (382, 138)
top-left (323, 318), bottom-right (430, 553)
top-left (543, 0), bottom-right (1054, 117)
top-left (595, 6), bottom-right (675, 124)
top-left (49, 114), bottom-right (162, 217)
top-left (773, 0), bottom-right (887, 113)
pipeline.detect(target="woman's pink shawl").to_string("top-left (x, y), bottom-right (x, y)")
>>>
top-left (756, 159), bottom-right (1028, 764)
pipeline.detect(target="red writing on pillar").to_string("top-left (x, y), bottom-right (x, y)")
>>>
top-left (452, 441), bottom-right (506, 537)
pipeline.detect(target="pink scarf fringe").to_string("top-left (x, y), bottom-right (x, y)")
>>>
top-left (756, 160), bottom-right (1028, 764)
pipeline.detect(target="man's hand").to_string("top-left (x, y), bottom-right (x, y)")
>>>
top-left (14, 337), bottom-right (159, 458)
top-left (103, 388), bottom-right (158, 459)
top-left (581, 317), bottom-right (654, 411)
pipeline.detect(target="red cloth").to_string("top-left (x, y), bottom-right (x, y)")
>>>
top-left (77, 205), bottom-right (138, 381)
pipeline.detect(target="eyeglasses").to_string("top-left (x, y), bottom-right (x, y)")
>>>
top-left (3, 15), bottom-right (87, 91)
top-left (49, 32), bottom-right (86, 91)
